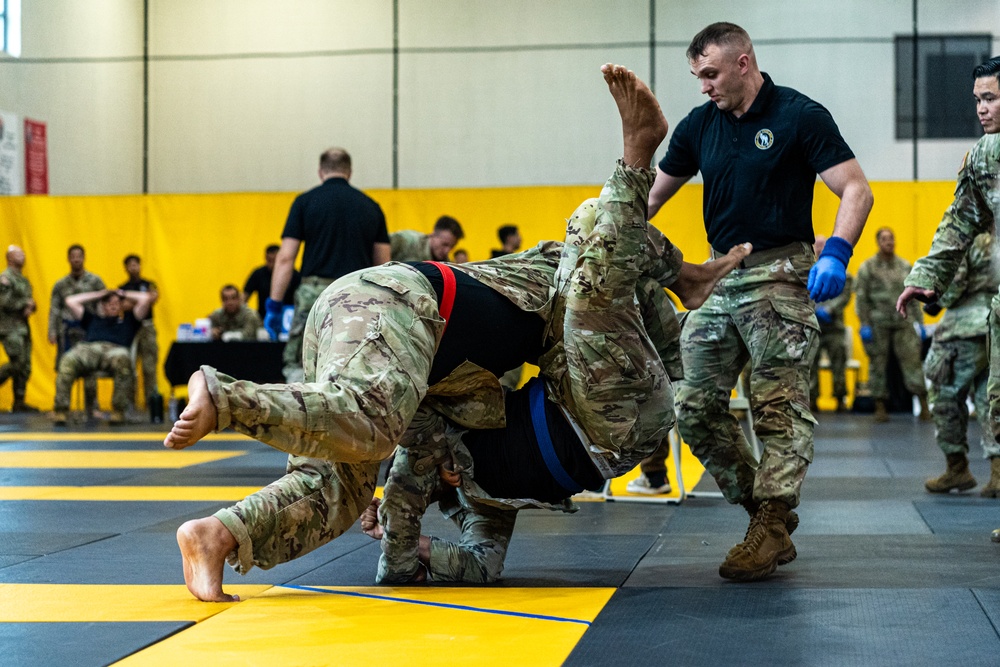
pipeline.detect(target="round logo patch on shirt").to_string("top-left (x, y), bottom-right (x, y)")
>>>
top-left (755, 129), bottom-right (774, 150)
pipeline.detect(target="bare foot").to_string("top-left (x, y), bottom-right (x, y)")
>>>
top-left (670, 242), bottom-right (753, 309)
top-left (176, 517), bottom-right (239, 602)
top-left (601, 63), bottom-right (668, 168)
top-left (164, 370), bottom-right (217, 449)
top-left (360, 498), bottom-right (383, 540)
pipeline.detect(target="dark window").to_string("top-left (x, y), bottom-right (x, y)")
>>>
top-left (896, 34), bottom-right (992, 140)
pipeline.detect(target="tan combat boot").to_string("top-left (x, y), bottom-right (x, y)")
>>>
top-left (980, 457), bottom-right (1000, 498)
top-left (874, 400), bottom-right (890, 423)
top-left (740, 499), bottom-right (799, 541)
top-left (720, 499), bottom-right (796, 581)
top-left (925, 453), bottom-right (977, 493)
top-left (918, 395), bottom-right (932, 422)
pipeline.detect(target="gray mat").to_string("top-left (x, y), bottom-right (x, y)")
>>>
top-left (0, 621), bottom-right (191, 667)
top-left (0, 469), bottom-right (137, 485)
top-left (0, 500), bottom-right (237, 534)
top-left (805, 456), bottom-right (893, 478)
top-left (803, 476), bottom-right (923, 501)
top-left (567, 588), bottom-right (1000, 666)
top-left (0, 531), bottom-right (113, 556)
top-left (0, 555), bottom-right (36, 569)
top-left (626, 534), bottom-right (1000, 589)
top-left (512, 501), bottom-right (673, 535)
top-left (914, 499), bottom-right (1000, 533)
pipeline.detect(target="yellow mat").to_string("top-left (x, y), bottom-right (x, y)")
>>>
top-left (606, 440), bottom-right (706, 499)
top-left (0, 432), bottom-right (253, 441)
top-left (0, 584), bottom-right (270, 622)
top-left (0, 450), bottom-right (245, 468)
top-left (114, 585), bottom-right (614, 667)
top-left (0, 486), bottom-right (266, 501)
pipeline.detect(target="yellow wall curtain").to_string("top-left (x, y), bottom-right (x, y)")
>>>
top-left (0, 180), bottom-right (959, 410)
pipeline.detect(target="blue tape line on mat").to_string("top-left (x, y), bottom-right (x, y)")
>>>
top-left (529, 379), bottom-right (583, 494)
top-left (278, 584), bottom-right (592, 626)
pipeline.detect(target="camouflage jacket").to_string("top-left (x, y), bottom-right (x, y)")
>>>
top-left (389, 230), bottom-right (433, 262)
top-left (816, 274), bottom-right (853, 333)
top-left (209, 306), bottom-right (262, 339)
top-left (906, 133), bottom-right (1000, 296)
top-left (48, 271), bottom-right (105, 336)
top-left (0, 268), bottom-right (33, 333)
top-left (934, 233), bottom-right (997, 342)
top-left (856, 254), bottom-right (922, 327)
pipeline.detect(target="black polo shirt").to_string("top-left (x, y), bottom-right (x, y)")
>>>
top-left (282, 177), bottom-right (390, 279)
top-left (658, 73), bottom-right (855, 254)
top-left (82, 310), bottom-right (142, 348)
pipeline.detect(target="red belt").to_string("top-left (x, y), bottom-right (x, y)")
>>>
top-left (425, 261), bottom-right (456, 333)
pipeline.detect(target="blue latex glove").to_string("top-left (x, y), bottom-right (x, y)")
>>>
top-left (808, 236), bottom-right (853, 303)
top-left (263, 298), bottom-right (283, 341)
top-left (815, 307), bottom-right (832, 324)
top-left (859, 325), bottom-right (873, 343)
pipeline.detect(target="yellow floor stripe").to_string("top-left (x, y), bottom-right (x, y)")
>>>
top-left (0, 584), bottom-right (271, 622)
top-left (0, 450), bottom-right (245, 468)
top-left (114, 586), bottom-right (615, 667)
top-left (0, 486), bottom-right (266, 501)
top-left (0, 432), bottom-right (253, 441)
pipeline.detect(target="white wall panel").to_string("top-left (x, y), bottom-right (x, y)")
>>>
top-left (23, 0), bottom-right (142, 58)
top-left (397, 47), bottom-right (649, 188)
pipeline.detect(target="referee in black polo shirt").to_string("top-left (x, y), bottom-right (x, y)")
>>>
top-left (266, 148), bottom-right (391, 382)
top-left (647, 22), bottom-right (873, 581)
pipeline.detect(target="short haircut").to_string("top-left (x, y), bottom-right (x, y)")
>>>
top-left (265, 244), bottom-right (280, 255)
top-left (124, 254), bottom-right (140, 266)
top-left (319, 148), bottom-right (351, 174)
top-left (100, 292), bottom-right (120, 304)
top-left (973, 56), bottom-right (1000, 84)
top-left (433, 215), bottom-right (464, 240)
top-left (67, 244), bottom-right (84, 256)
top-left (497, 225), bottom-right (518, 243)
top-left (875, 226), bottom-right (894, 240)
top-left (687, 22), bottom-right (752, 61)
top-left (221, 284), bottom-right (240, 298)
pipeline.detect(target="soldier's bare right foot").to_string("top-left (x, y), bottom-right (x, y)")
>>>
top-left (164, 370), bottom-right (217, 449)
top-left (601, 63), bottom-right (667, 168)
top-left (176, 517), bottom-right (239, 602)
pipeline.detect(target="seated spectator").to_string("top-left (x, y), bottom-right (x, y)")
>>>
top-left (491, 224), bottom-right (522, 258)
top-left (243, 244), bottom-right (301, 320)
top-left (51, 288), bottom-right (154, 424)
top-left (210, 285), bottom-right (262, 341)
top-left (389, 216), bottom-right (464, 261)
top-left (452, 248), bottom-right (469, 264)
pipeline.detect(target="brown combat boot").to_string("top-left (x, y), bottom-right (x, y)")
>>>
top-left (720, 499), bottom-right (796, 581)
top-left (925, 452), bottom-right (976, 493)
top-left (874, 400), bottom-right (890, 423)
top-left (918, 395), bottom-right (932, 422)
top-left (741, 498), bottom-right (799, 540)
top-left (980, 457), bottom-right (1000, 498)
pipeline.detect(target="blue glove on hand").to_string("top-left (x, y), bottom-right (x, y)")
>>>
top-left (263, 298), bottom-right (283, 341)
top-left (859, 325), bottom-right (874, 343)
top-left (815, 307), bottom-right (832, 324)
top-left (808, 236), bottom-right (853, 303)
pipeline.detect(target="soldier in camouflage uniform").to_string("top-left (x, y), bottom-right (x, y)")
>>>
top-left (647, 22), bottom-right (874, 581)
top-left (48, 245), bottom-right (105, 412)
top-left (208, 285), bottom-right (261, 341)
top-left (119, 255), bottom-right (159, 403)
top-left (920, 234), bottom-right (1000, 495)
top-left (856, 227), bottom-right (930, 422)
top-left (896, 55), bottom-right (1000, 541)
top-left (163, 63), bottom-right (746, 601)
top-left (389, 216), bottom-right (464, 262)
top-left (810, 236), bottom-right (853, 412)
top-left (0, 246), bottom-right (38, 411)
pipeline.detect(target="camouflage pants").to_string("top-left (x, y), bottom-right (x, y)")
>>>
top-left (675, 249), bottom-right (819, 508)
top-left (862, 323), bottom-right (927, 400)
top-left (810, 326), bottom-right (848, 401)
top-left (985, 295), bottom-right (1000, 442)
top-left (282, 276), bottom-right (335, 382)
top-left (925, 336), bottom-right (998, 458)
top-left (54, 341), bottom-right (134, 412)
top-left (57, 324), bottom-right (96, 408)
top-left (0, 326), bottom-right (31, 402)
top-left (134, 321), bottom-right (159, 401)
top-left (208, 263), bottom-right (444, 573)
top-left (378, 445), bottom-right (516, 584)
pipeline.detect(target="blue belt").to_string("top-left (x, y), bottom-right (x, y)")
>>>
top-left (528, 379), bottom-right (583, 495)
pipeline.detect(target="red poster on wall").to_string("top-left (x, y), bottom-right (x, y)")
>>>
top-left (23, 118), bottom-right (47, 194)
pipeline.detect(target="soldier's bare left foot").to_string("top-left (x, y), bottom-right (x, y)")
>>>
top-left (601, 63), bottom-right (668, 168)
top-left (164, 370), bottom-right (217, 449)
top-left (670, 242), bottom-right (752, 309)
top-left (177, 517), bottom-right (239, 602)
